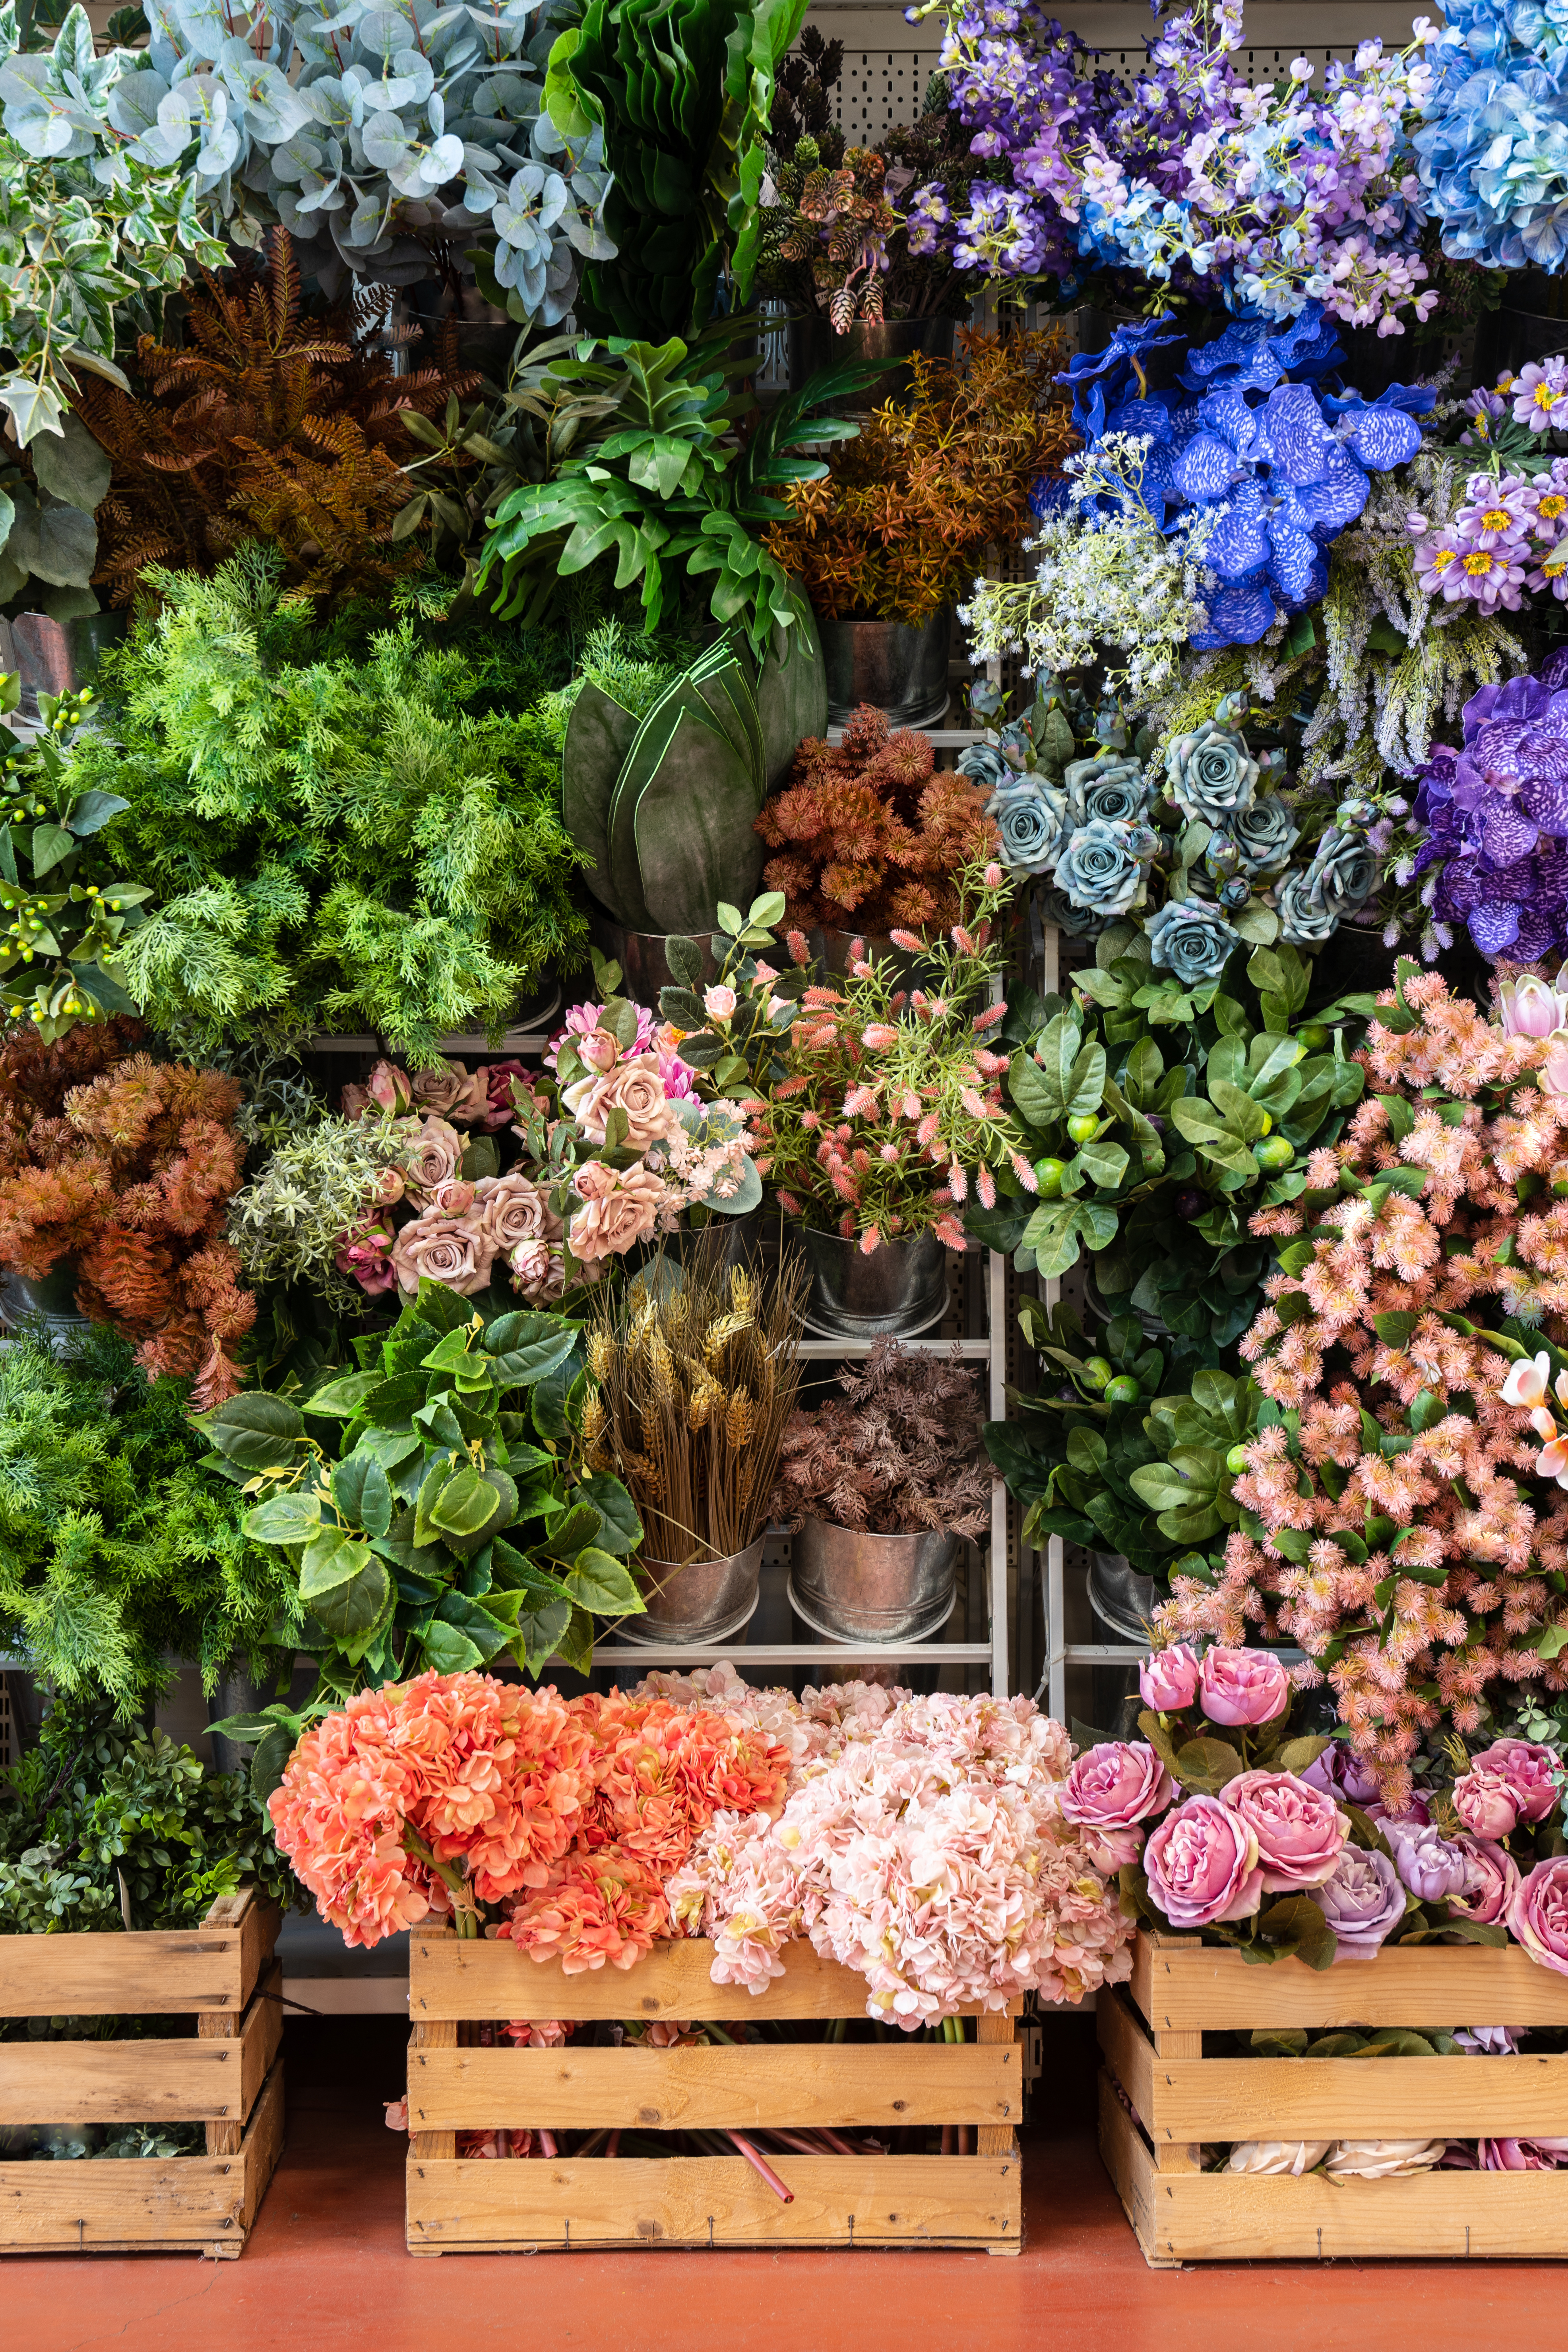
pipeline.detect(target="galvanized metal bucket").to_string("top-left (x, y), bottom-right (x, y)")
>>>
top-left (789, 1517), bottom-right (958, 1643)
top-left (616, 1532), bottom-right (766, 1645)
top-left (1088, 1550), bottom-right (1157, 1643)
top-left (796, 1226), bottom-right (947, 1339)
top-left (818, 609), bottom-right (953, 729)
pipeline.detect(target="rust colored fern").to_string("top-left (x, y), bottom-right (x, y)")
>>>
top-left (75, 228), bottom-right (479, 609)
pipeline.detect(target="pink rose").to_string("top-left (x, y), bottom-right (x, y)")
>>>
top-left (1198, 1646), bottom-right (1290, 1728)
top-left (481, 1060), bottom-right (534, 1130)
top-left (1448, 1834), bottom-right (1521, 1927)
top-left (431, 1178), bottom-right (477, 1216)
top-left (578, 1027), bottom-right (620, 1075)
top-left (405, 1116), bottom-right (463, 1199)
top-left (335, 1215), bottom-right (398, 1296)
top-left (1454, 1739), bottom-right (1562, 1838)
top-left (1144, 1794), bottom-right (1264, 1929)
top-left (411, 1058), bottom-right (489, 1125)
top-left (341, 1058), bottom-right (413, 1120)
top-left (1082, 1825), bottom-right (1148, 1873)
top-left (473, 1171), bottom-right (563, 1257)
top-left (1140, 1645), bottom-right (1199, 1712)
top-left (568, 1163), bottom-right (669, 1272)
top-left (563, 1052), bottom-right (683, 1151)
top-left (1060, 1741), bottom-right (1175, 1834)
top-left (390, 1209), bottom-right (498, 1297)
top-left (704, 984), bottom-right (737, 1022)
top-left (509, 1235), bottom-right (565, 1303)
top-left (1223, 1769), bottom-right (1348, 1892)
top-left (1508, 1855), bottom-right (1568, 1977)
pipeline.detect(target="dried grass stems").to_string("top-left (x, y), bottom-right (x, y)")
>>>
top-left (583, 1237), bottom-right (808, 1570)
top-left (770, 1337), bottom-right (992, 1539)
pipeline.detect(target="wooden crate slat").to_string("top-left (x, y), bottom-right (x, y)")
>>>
top-left (0, 1961), bottom-right (283, 2129)
top-left (0, 2060), bottom-right (283, 2256)
top-left (0, 1928), bottom-right (249, 2020)
top-left (1133, 1930), bottom-right (1568, 2032)
top-left (409, 2041), bottom-right (1019, 2132)
top-left (412, 1932), bottom-right (1019, 2023)
top-left (407, 2152), bottom-right (1021, 2251)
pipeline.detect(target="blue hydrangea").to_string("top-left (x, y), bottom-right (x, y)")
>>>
top-left (1416, 2), bottom-right (1568, 269)
top-left (1062, 303), bottom-right (1434, 649)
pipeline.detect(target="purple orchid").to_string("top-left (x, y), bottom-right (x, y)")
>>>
top-left (1411, 650), bottom-right (1568, 960)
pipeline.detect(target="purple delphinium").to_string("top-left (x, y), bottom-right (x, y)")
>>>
top-left (1410, 650), bottom-right (1568, 961)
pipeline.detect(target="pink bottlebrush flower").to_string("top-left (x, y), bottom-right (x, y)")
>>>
top-left (889, 928), bottom-right (924, 952)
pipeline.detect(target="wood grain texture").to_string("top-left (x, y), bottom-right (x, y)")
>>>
top-left (1096, 2069), bottom-right (1177, 2267)
top-left (974, 2011), bottom-right (1018, 2157)
top-left (410, 2021), bottom-right (457, 2164)
top-left (0, 1889), bottom-right (279, 2022)
top-left (1147, 2048), bottom-right (1568, 2141)
top-left (1133, 1928), bottom-right (1568, 2032)
top-left (409, 2042), bottom-right (1018, 2132)
top-left (0, 2059), bottom-right (283, 2255)
top-left (0, 1963), bottom-right (281, 2131)
top-left (405, 2153), bottom-right (1021, 2251)
top-left (410, 1932), bottom-right (1022, 2023)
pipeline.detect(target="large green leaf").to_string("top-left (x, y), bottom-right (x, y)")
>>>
top-left (562, 679), bottom-right (641, 911)
top-left (563, 1546), bottom-right (645, 1614)
top-left (756, 589), bottom-right (826, 790)
top-left (626, 681), bottom-right (768, 934)
top-left (577, 1471), bottom-right (642, 1556)
top-left (300, 1529), bottom-right (374, 1600)
top-left (242, 1492), bottom-right (322, 1546)
top-left (487, 1315), bottom-right (581, 1387)
top-left (202, 1392), bottom-right (306, 1471)
top-left (428, 1466), bottom-right (509, 1546)
top-left (510, 1591), bottom-right (573, 1674)
top-left (333, 1452), bottom-right (393, 1540)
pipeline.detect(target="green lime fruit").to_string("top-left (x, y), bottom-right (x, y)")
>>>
top-left (1034, 1157), bottom-right (1066, 1198)
top-left (1225, 1443), bottom-right (1251, 1475)
top-left (1297, 1023), bottom-right (1331, 1050)
top-left (1066, 1113), bottom-right (1101, 1144)
top-left (1082, 1356), bottom-right (1114, 1391)
top-left (1254, 1136), bottom-right (1294, 1169)
top-left (1103, 1375), bottom-right (1141, 1405)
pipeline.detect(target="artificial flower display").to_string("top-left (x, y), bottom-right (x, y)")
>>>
top-left (1415, 0), bottom-right (1568, 271)
top-left (1407, 651), bottom-right (1568, 961)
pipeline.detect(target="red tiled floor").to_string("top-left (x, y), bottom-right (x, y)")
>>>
top-left (6, 2016), bottom-right (1567, 2351)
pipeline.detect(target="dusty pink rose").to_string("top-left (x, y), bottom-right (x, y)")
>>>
top-left (341, 1058), bottom-right (412, 1120)
top-left (1060, 1742), bottom-right (1174, 1833)
top-left (335, 1215), bottom-right (399, 1296)
top-left (568, 1163), bottom-right (669, 1271)
top-left (1198, 1646), bottom-right (1290, 1728)
top-left (411, 1058), bottom-right (489, 1125)
top-left (391, 1210), bottom-right (497, 1297)
top-left (1508, 1855), bottom-right (1568, 1977)
top-left (405, 1116), bottom-right (463, 1198)
top-left (370, 1164), bottom-right (407, 1207)
top-left (1144, 1794), bottom-right (1264, 1929)
top-left (430, 1178), bottom-right (477, 1216)
top-left (1222, 1769), bottom-right (1347, 1891)
top-left (577, 1027), bottom-right (620, 1075)
top-left (704, 984), bottom-right (737, 1022)
top-left (1140, 1645), bottom-right (1199, 1712)
top-left (509, 1236), bottom-right (566, 1303)
top-left (1454, 1739), bottom-right (1562, 1838)
top-left (1448, 1834), bottom-right (1521, 1927)
top-left (481, 1060), bottom-right (534, 1130)
top-left (474, 1171), bottom-right (563, 1258)
top-left (563, 1052), bottom-right (682, 1150)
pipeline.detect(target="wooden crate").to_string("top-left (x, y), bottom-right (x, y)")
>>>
top-left (1098, 1928), bottom-right (1568, 2265)
top-left (0, 1888), bottom-right (285, 2258)
top-left (407, 1929), bottom-right (1023, 2253)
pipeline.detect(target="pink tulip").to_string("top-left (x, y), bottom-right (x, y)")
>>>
top-left (1198, 1646), bottom-right (1290, 1728)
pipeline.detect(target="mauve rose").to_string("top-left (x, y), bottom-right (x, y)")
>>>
top-left (474, 1171), bottom-right (563, 1257)
top-left (335, 1215), bottom-right (398, 1296)
top-left (1223, 1769), bottom-right (1348, 1891)
top-left (1144, 1794), bottom-right (1264, 1928)
top-left (1059, 1742), bottom-right (1175, 1840)
top-left (342, 1058), bottom-right (412, 1120)
top-left (430, 1178), bottom-right (477, 1216)
top-left (481, 1060), bottom-right (534, 1130)
top-left (391, 1211), bottom-right (497, 1297)
top-left (1508, 1855), bottom-right (1568, 1977)
top-left (509, 1235), bottom-right (565, 1303)
top-left (406, 1117), bottom-right (463, 1198)
top-left (411, 1058), bottom-right (488, 1125)
top-left (568, 1163), bottom-right (668, 1271)
top-left (1309, 1844), bottom-right (1407, 1958)
top-left (1461, 2139), bottom-right (1568, 2170)
top-left (1454, 1738), bottom-right (1563, 1837)
top-left (1366, 1794), bottom-right (1431, 1830)
top-left (1140, 1646), bottom-right (1200, 1711)
top-left (1301, 1742), bottom-right (1382, 1806)
top-left (1389, 1821), bottom-right (1469, 1904)
top-left (1198, 1647), bottom-right (1290, 1727)
top-left (564, 1052), bottom-right (683, 1150)
top-left (1448, 1835), bottom-right (1521, 1927)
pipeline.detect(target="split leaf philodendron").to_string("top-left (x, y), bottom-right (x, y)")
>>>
top-left (200, 1279), bottom-right (644, 1698)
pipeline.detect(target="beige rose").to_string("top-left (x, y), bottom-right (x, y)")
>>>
top-left (431, 1178), bottom-right (477, 1215)
top-left (405, 1116), bottom-right (463, 1199)
top-left (411, 1058), bottom-right (490, 1126)
top-left (391, 1209), bottom-right (497, 1297)
top-left (1226, 2143), bottom-right (1330, 2178)
top-left (568, 1163), bottom-right (669, 1271)
top-left (1323, 2139), bottom-right (1446, 2181)
top-left (473, 1171), bottom-right (564, 1257)
top-left (562, 1051), bottom-right (681, 1151)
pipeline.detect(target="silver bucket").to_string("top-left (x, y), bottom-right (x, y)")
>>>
top-left (789, 1517), bottom-right (958, 1643)
top-left (6, 611), bottom-right (126, 717)
top-left (796, 1226), bottom-right (947, 1339)
top-left (818, 609), bottom-right (952, 730)
top-left (616, 1532), bottom-right (766, 1645)
top-left (1089, 1550), bottom-right (1156, 1643)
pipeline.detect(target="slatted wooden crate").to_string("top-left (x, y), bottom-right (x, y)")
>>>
top-left (1099, 1928), bottom-right (1568, 2265)
top-left (0, 1887), bottom-right (285, 2257)
top-left (407, 1928), bottom-right (1023, 2253)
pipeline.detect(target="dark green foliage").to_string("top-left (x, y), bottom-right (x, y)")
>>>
top-left (0, 1325), bottom-right (300, 1715)
top-left (69, 551), bottom-right (591, 1066)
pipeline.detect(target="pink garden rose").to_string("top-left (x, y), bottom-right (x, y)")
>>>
top-left (1222, 1769), bottom-right (1348, 1892)
top-left (1144, 1794), bottom-right (1264, 1929)
top-left (1448, 1834), bottom-right (1521, 1927)
top-left (341, 1058), bottom-right (412, 1120)
top-left (1058, 1742), bottom-right (1174, 1871)
top-left (390, 1210), bottom-right (497, 1297)
top-left (405, 1116), bottom-right (463, 1199)
top-left (1508, 1855), bottom-right (1568, 1978)
top-left (1140, 1646), bottom-right (1199, 1712)
top-left (1198, 1646), bottom-right (1290, 1728)
top-left (568, 1162), bottom-right (669, 1272)
top-left (1454, 1739), bottom-right (1562, 1838)
top-left (410, 1058), bottom-right (489, 1125)
top-left (563, 1052), bottom-right (684, 1150)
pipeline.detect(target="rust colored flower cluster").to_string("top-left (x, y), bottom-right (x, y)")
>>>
top-left (755, 703), bottom-right (998, 934)
top-left (761, 330), bottom-right (1074, 624)
top-left (1159, 972), bottom-right (1568, 1806)
top-left (0, 1026), bottom-right (254, 1405)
